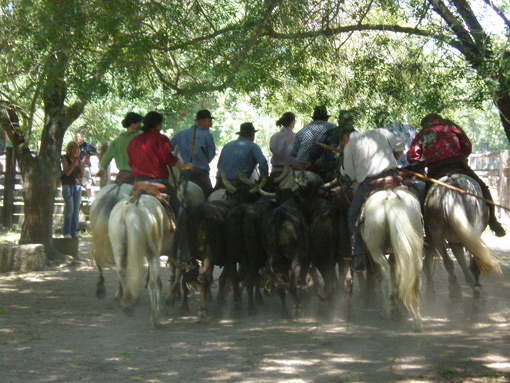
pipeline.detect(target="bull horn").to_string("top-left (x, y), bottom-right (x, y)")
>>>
top-left (251, 176), bottom-right (268, 194)
top-left (222, 168), bottom-right (237, 192)
top-left (256, 185), bottom-right (277, 199)
top-left (322, 177), bottom-right (339, 189)
top-left (237, 168), bottom-right (253, 185)
top-left (274, 162), bottom-right (290, 183)
top-left (295, 168), bottom-right (307, 188)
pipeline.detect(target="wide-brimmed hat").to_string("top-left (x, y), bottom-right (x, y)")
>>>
top-left (236, 122), bottom-right (258, 136)
top-left (196, 109), bottom-right (214, 120)
top-left (312, 106), bottom-right (330, 120)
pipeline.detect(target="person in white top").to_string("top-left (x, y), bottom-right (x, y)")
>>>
top-left (343, 128), bottom-right (405, 271)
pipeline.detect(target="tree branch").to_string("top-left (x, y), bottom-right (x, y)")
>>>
top-left (483, 0), bottom-right (510, 29)
top-left (451, 0), bottom-right (489, 48)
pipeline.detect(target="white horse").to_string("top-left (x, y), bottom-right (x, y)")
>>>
top-left (109, 194), bottom-right (174, 329)
top-left (90, 183), bottom-right (133, 299)
top-left (361, 187), bottom-right (424, 331)
top-left (423, 174), bottom-right (501, 301)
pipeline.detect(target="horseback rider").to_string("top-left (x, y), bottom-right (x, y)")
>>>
top-left (127, 111), bottom-right (193, 215)
top-left (343, 128), bottom-right (406, 271)
top-left (407, 113), bottom-right (505, 237)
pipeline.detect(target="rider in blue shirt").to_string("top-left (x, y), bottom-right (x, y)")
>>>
top-left (171, 109), bottom-right (216, 197)
top-left (216, 122), bottom-right (268, 188)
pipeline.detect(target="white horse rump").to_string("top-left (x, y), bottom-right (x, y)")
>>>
top-left (361, 187), bottom-right (424, 331)
top-left (109, 194), bottom-right (174, 329)
top-left (90, 183), bottom-right (133, 299)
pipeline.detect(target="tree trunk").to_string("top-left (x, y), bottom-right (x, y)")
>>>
top-left (18, 155), bottom-right (61, 260)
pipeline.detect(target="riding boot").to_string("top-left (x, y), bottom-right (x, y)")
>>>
top-left (488, 205), bottom-right (506, 237)
top-left (478, 180), bottom-right (506, 237)
top-left (350, 229), bottom-right (365, 272)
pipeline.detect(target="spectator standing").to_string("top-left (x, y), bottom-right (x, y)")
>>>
top-left (216, 122), bottom-right (268, 188)
top-left (269, 111), bottom-right (297, 178)
top-left (171, 109), bottom-right (216, 198)
top-left (76, 131), bottom-right (97, 205)
top-left (97, 112), bottom-right (143, 184)
top-left (61, 141), bottom-right (87, 238)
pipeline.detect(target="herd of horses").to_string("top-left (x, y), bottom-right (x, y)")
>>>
top-left (89, 163), bottom-right (503, 331)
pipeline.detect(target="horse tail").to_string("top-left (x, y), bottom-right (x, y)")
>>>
top-left (446, 194), bottom-right (502, 276)
top-left (109, 202), bottom-right (147, 307)
top-left (386, 192), bottom-right (423, 317)
top-left (90, 184), bottom-right (131, 268)
top-left (90, 193), bottom-right (120, 268)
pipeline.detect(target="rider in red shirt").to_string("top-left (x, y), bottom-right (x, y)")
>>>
top-left (408, 113), bottom-right (505, 237)
top-left (128, 111), bottom-right (193, 214)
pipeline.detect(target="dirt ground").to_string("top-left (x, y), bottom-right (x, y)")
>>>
top-left (1, 230), bottom-right (509, 383)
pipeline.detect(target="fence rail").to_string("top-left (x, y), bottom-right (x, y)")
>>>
top-left (2, 149), bottom-right (510, 227)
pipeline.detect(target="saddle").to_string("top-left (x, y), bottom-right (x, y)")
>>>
top-left (366, 173), bottom-right (406, 193)
top-left (359, 171), bottom-right (408, 227)
top-left (129, 181), bottom-right (177, 230)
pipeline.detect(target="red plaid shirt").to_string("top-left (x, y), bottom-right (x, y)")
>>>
top-left (407, 121), bottom-right (472, 166)
top-left (127, 129), bottom-right (178, 179)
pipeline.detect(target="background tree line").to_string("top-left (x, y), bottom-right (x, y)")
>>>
top-left (1, 0), bottom-right (509, 257)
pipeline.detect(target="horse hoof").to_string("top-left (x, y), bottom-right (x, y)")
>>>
top-left (390, 308), bottom-right (402, 321)
top-left (473, 285), bottom-right (483, 300)
top-left (165, 296), bottom-right (176, 308)
top-left (123, 307), bottom-right (135, 317)
top-left (413, 318), bottom-right (423, 332)
top-left (95, 288), bottom-right (106, 300)
top-left (198, 308), bottom-right (208, 321)
top-left (150, 319), bottom-right (160, 330)
top-left (180, 305), bottom-right (190, 316)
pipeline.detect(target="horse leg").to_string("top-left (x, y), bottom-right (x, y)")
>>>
top-left (450, 243), bottom-right (476, 287)
top-left (165, 267), bottom-right (182, 308)
top-left (364, 255), bottom-right (377, 305)
top-left (388, 254), bottom-right (402, 321)
top-left (198, 258), bottom-right (213, 320)
top-left (147, 255), bottom-right (161, 330)
top-left (180, 271), bottom-right (190, 316)
top-left (95, 264), bottom-right (107, 299)
top-left (246, 267), bottom-right (258, 315)
top-left (216, 267), bottom-right (228, 306)
top-left (432, 239), bottom-right (462, 300)
top-left (368, 251), bottom-right (391, 320)
top-left (468, 255), bottom-right (484, 302)
top-left (229, 263), bottom-right (242, 312)
top-left (422, 243), bottom-right (437, 302)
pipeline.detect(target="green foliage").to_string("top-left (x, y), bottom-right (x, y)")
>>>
top-left (2, 0), bottom-right (510, 151)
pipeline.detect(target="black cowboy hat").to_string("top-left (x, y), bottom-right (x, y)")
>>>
top-left (196, 109), bottom-right (214, 120)
top-left (236, 122), bottom-right (258, 136)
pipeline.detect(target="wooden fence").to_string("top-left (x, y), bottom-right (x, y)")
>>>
top-left (1, 149), bottom-right (510, 228)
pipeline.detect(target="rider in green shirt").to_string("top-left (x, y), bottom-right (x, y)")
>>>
top-left (97, 112), bottom-right (143, 184)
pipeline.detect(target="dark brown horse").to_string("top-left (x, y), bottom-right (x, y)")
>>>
top-left (423, 174), bottom-right (501, 301)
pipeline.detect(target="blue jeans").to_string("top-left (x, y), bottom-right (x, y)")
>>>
top-left (62, 184), bottom-right (82, 236)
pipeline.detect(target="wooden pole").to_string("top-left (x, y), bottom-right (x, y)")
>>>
top-left (498, 150), bottom-right (510, 219)
top-left (2, 147), bottom-right (16, 227)
top-left (98, 143), bottom-right (110, 188)
top-left (402, 169), bottom-right (510, 212)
